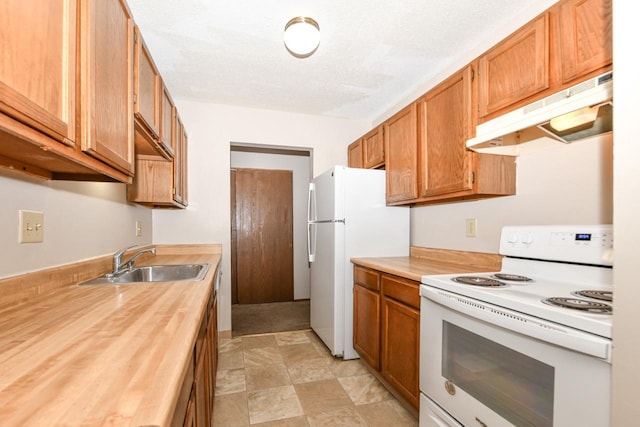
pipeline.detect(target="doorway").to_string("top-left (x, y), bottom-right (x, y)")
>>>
top-left (231, 168), bottom-right (294, 304)
top-left (229, 143), bottom-right (313, 336)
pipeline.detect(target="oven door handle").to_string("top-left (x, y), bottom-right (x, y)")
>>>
top-left (421, 286), bottom-right (611, 361)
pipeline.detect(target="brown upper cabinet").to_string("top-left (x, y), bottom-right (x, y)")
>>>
top-left (348, 139), bottom-right (363, 168)
top-left (477, 0), bottom-right (612, 122)
top-left (133, 26), bottom-right (172, 160)
top-left (128, 106), bottom-right (188, 208)
top-left (362, 126), bottom-right (384, 169)
top-left (556, 0), bottom-right (612, 84)
top-left (161, 82), bottom-right (177, 158)
top-left (385, 66), bottom-right (516, 206)
top-left (77, 0), bottom-right (135, 177)
top-left (419, 67), bottom-right (475, 198)
top-left (384, 103), bottom-right (419, 204)
top-left (478, 14), bottom-right (550, 119)
top-left (0, 0), bottom-right (132, 182)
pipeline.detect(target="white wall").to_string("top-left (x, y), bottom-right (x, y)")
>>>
top-left (611, 0), bottom-right (640, 424)
top-left (153, 101), bottom-right (370, 333)
top-left (0, 170), bottom-right (152, 278)
top-left (411, 135), bottom-right (613, 253)
top-left (231, 149), bottom-right (312, 300)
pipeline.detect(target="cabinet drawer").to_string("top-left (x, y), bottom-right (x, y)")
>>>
top-left (354, 265), bottom-right (380, 291)
top-left (381, 274), bottom-right (420, 310)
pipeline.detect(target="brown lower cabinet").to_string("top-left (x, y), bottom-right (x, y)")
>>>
top-left (353, 265), bottom-right (420, 409)
top-left (171, 282), bottom-right (218, 427)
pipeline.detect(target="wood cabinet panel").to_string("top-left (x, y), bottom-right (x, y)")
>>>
top-left (133, 26), bottom-right (172, 159)
top-left (384, 103), bottom-right (419, 203)
top-left (478, 14), bottom-right (549, 119)
top-left (160, 82), bottom-right (176, 157)
top-left (381, 296), bottom-right (420, 409)
top-left (354, 265), bottom-right (380, 291)
top-left (557, 0), bottom-right (612, 84)
top-left (381, 274), bottom-right (420, 310)
top-left (362, 126), bottom-right (384, 169)
top-left (348, 140), bottom-right (363, 168)
top-left (77, 0), bottom-right (134, 175)
top-left (353, 283), bottom-right (381, 370)
top-left (128, 107), bottom-right (189, 208)
top-left (0, 0), bottom-right (75, 145)
top-left (420, 67), bottom-right (474, 198)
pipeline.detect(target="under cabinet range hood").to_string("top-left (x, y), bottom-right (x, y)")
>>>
top-left (467, 72), bottom-right (613, 155)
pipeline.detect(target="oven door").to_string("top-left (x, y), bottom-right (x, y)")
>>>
top-left (420, 286), bottom-right (611, 427)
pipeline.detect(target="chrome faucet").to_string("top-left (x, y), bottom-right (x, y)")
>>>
top-left (112, 245), bottom-right (156, 274)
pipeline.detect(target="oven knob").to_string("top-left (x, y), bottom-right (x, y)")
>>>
top-left (444, 380), bottom-right (456, 395)
top-left (522, 233), bottom-right (534, 245)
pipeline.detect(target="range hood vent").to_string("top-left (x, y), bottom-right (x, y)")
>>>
top-left (467, 72), bottom-right (613, 156)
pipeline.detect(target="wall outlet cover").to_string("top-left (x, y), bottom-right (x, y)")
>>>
top-left (19, 210), bottom-right (44, 243)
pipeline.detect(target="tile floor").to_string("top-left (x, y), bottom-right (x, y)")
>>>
top-left (214, 329), bottom-right (418, 426)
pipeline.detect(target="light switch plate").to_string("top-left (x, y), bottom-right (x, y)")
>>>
top-left (19, 210), bottom-right (44, 243)
top-left (136, 220), bottom-right (142, 237)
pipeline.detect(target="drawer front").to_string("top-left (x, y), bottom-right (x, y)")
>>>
top-left (354, 265), bottom-right (380, 291)
top-left (381, 274), bottom-right (420, 309)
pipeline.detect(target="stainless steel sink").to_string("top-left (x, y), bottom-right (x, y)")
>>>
top-left (81, 263), bottom-right (211, 285)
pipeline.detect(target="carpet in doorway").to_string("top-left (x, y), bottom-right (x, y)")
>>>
top-left (231, 300), bottom-right (310, 337)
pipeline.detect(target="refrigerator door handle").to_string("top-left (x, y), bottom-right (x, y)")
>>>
top-left (307, 222), bottom-right (316, 262)
top-left (308, 182), bottom-right (316, 223)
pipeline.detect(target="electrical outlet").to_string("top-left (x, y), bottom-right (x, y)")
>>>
top-left (466, 218), bottom-right (477, 238)
top-left (136, 221), bottom-right (143, 237)
top-left (19, 210), bottom-right (44, 243)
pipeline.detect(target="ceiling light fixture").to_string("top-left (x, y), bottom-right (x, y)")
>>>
top-left (284, 17), bottom-right (320, 58)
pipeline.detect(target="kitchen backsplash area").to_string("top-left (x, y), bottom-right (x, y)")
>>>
top-left (411, 134), bottom-right (613, 253)
top-left (0, 172), bottom-right (151, 279)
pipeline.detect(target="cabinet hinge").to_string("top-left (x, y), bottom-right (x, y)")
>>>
top-left (133, 93), bottom-right (137, 104)
top-left (470, 67), bottom-right (475, 81)
top-left (471, 171), bottom-right (476, 184)
top-left (134, 32), bottom-right (138, 43)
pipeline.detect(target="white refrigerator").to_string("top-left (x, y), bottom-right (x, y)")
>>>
top-left (307, 166), bottom-right (410, 360)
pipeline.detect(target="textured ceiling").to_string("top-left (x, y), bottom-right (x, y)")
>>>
top-left (127, 0), bottom-right (544, 122)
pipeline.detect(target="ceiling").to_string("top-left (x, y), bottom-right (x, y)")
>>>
top-left (127, 1), bottom-right (541, 122)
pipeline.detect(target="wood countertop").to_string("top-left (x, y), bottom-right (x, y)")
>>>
top-left (351, 246), bottom-right (503, 282)
top-left (0, 244), bottom-right (221, 426)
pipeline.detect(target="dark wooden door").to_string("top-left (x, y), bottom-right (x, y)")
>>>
top-left (232, 168), bottom-right (294, 304)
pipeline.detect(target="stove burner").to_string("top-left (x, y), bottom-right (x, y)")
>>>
top-left (451, 276), bottom-right (506, 287)
top-left (573, 290), bottom-right (613, 302)
top-left (492, 273), bottom-right (532, 282)
top-left (542, 297), bottom-right (612, 314)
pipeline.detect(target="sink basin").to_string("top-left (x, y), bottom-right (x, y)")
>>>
top-left (81, 263), bottom-right (211, 285)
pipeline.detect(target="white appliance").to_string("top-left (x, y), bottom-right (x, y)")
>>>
top-left (307, 166), bottom-right (409, 359)
top-left (419, 225), bottom-right (613, 427)
top-left (467, 71), bottom-right (613, 155)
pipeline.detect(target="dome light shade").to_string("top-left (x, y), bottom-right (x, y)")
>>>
top-left (284, 17), bottom-right (320, 58)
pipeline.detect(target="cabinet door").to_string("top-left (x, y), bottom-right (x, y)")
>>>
top-left (206, 297), bottom-right (218, 418)
top-left (420, 67), bottom-right (474, 198)
top-left (133, 26), bottom-right (172, 159)
top-left (78, 0), bottom-right (134, 175)
top-left (194, 340), bottom-right (210, 427)
top-left (348, 140), bottom-right (363, 168)
top-left (384, 103), bottom-right (419, 204)
top-left (160, 81), bottom-right (176, 157)
top-left (478, 14), bottom-right (549, 118)
top-left (0, 0), bottom-right (76, 145)
top-left (558, 0), bottom-right (612, 84)
top-left (353, 284), bottom-right (380, 370)
top-left (381, 296), bottom-right (420, 409)
top-left (362, 126), bottom-right (384, 169)
top-left (173, 112), bottom-right (188, 206)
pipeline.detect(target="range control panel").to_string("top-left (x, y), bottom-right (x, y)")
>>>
top-left (499, 225), bottom-right (613, 266)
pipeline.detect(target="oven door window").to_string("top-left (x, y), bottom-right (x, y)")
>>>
top-left (443, 321), bottom-right (554, 427)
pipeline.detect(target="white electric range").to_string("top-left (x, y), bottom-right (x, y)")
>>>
top-left (419, 225), bottom-right (613, 427)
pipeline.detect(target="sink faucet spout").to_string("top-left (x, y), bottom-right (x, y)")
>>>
top-left (112, 245), bottom-right (156, 274)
